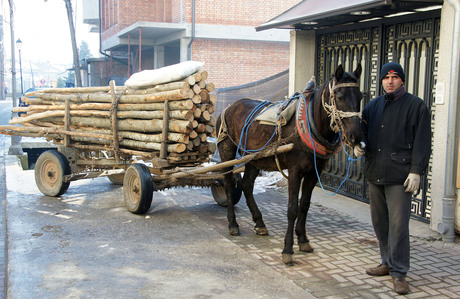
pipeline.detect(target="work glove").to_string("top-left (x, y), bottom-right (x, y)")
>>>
top-left (404, 173), bottom-right (420, 193)
top-left (353, 144), bottom-right (365, 158)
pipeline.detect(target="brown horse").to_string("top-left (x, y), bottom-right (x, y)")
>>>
top-left (216, 64), bottom-right (363, 265)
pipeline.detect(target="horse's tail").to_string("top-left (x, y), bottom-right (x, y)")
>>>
top-left (216, 106), bottom-right (229, 145)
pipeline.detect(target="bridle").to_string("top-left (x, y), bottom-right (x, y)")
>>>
top-left (321, 79), bottom-right (361, 147)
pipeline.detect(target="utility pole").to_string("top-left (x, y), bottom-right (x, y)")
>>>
top-left (64, 0), bottom-right (82, 87)
top-left (0, 15), bottom-right (5, 102)
top-left (8, 0), bottom-right (22, 155)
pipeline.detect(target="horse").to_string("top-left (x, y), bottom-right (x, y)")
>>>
top-left (216, 64), bottom-right (363, 265)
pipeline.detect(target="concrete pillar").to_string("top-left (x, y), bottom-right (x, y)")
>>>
top-left (179, 37), bottom-right (190, 62)
top-left (289, 30), bottom-right (316, 95)
top-left (430, 1), bottom-right (459, 234)
top-left (154, 46), bottom-right (165, 69)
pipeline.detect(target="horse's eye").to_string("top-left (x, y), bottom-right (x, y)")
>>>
top-left (336, 91), bottom-right (344, 100)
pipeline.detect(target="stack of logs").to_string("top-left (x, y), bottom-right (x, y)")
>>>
top-left (3, 70), bottom-right (217, 165)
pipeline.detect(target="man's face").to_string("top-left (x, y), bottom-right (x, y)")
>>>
top-left (382, 73), bottom-right (404, 93)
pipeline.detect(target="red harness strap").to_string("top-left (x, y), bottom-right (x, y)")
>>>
top-left (296, 93), bottom-right (342, 159)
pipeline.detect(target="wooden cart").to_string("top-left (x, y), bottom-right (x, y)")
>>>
top-left (33, 143), bottom-right (293, 214)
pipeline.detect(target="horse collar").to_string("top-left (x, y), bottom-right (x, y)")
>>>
top-left (296, 92), bottom-right (342, 159)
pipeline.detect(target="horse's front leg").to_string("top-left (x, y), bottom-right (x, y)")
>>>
top-left (295, 175), bottom-right (317, 253)
top-left (282, 169), bottom-right (302, 266)
top-left (241, 164), bottom-right (268, 235)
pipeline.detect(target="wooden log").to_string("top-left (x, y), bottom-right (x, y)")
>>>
top-left (53, 140), bottom-right (156, 158)
top-left (191, 120), bottom-right (198, 129)
top-left (198, 80), bottom-right (206, 89)
top-left (199, 103), bottom-right (215, 115)
top-left (160, 100), bottom-right (169, 159)
top-left (26, 86), bottom-right (118, 96)
top-left (206, 82), bottom-right (215, 92)
top-left (154, 143), bottom-right (295, 180)
top-left (199, 70), bottom-right (208, 81)
top-left (192, 137), bottom-right (201, 147)
top-left (10, 109), bottom-right (194, 124)
top-left (192, 84), bottom-right (201, 95)
top-left (199, 90), bottom-right (210, 103)
top-left (78, 128), bottom-right (189, 144)
top-left (196, 144), bottom-right (208, 153)
top-left (118, 131), bottom-right (189, 144)
top-left (193, 72), bottom-right (202, 82)
top-left (120, 139), bottom-right (187, 153)
top-left (205, 124), bottom-right (214, 134)
top-left (207, 142), bottom-right (216, 154)
top-left (183, 75), bottom-right (196, 86)
top-left (124, 81), bottom-right (190, 95)
top-left (109, 80), bottom-right (120, 161)
top-left (198, 133), bottom-right (207, 142)
top-left (193, 107), bottom-right (202, 119)
top-left (32, 89), bottom-right (188, 104)
top-left (189, 130), bottom-right (198, 139)
top-left (191, 94), bottom-right (201, 104)
top-left (0, 125), bottom-right (114, 140)
top-left (186, 89), bottom-right (194, 99)
top-left (43, 116), bottom-right (193, 134)
top-left (17, 99), bottom-right (195, 112)
top-left (200, 110), bottom-right (211, 122)
top-left (195, 123), bottom-right (206, 133)
top-left (119, 100), bottom-right (195, 111)
top-left (209, 95), bottom-right (217, 105)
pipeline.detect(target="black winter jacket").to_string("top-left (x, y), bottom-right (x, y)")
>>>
top-left (362, 89), bottom-right (431, 185)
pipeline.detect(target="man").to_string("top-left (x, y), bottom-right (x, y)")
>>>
top-left (354, 62), bottom-right (431, 295)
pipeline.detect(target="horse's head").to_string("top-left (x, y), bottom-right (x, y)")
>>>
top-left (322, 64), bottom-right (363, 147)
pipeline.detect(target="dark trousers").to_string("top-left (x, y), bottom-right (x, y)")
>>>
top-left (369, 183), bottom-right (412, 278)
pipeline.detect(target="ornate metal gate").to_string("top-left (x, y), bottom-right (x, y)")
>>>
top-left (315, 11), bottom-right (440, 222)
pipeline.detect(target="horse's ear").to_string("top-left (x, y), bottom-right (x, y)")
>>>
top-left (354, 63), bottom-right (362, 79)
top-left (335, 65), bottom-right (344, 81)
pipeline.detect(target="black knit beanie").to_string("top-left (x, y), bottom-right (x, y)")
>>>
top-left (380, 62), bottom-right (405, 82)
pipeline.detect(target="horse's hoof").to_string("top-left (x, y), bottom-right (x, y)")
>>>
top-left (299, 242), bottom-right (314, 253)
top-left (229, 227), bottom-right (240, 236)
top-left (282, 253), bottom-right (295, 266)
top-left (255, 226), bottom-right (269, 235)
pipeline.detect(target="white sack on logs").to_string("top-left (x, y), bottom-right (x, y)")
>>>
top-left (125, 61), bottom-right (204, 89)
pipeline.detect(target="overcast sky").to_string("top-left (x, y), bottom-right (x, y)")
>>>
top-left (2, 0), bottom-right (100, 68)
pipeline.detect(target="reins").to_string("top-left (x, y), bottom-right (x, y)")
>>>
top-left (227, 77), bottom-right (362, 185)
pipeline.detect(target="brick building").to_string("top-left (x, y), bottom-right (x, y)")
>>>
top-left (82, 0), bottom-right (302, 88)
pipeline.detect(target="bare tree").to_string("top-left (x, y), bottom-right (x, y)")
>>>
top-left (45, 0), bottom-right (82, 86)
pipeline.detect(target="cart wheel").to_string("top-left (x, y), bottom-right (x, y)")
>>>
top-left (123, 163), bottom-right (153, 214)
top-left (34, 150), bottom-right (71, 197)
top-left (212, 173), bottom-right (242, 207)
top-left (108, 173), bottom-right (125, 185)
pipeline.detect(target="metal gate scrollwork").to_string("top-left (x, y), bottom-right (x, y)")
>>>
top-left (315, 12), bottom-right (440, 222)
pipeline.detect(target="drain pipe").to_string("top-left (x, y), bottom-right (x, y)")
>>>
top-left (438, 0), bottom-right (460, 242)
top-left (187, 0), bottom-right (195, 61)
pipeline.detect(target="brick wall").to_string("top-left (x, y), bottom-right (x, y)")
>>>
top-left (190, 0), bottom-right (303, 27)
top-left (192, 39), bottom-right (289, 88)
top-left (102, 0), bottom-right (302, 33)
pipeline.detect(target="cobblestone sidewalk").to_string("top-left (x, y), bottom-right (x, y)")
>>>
top-left (176, 187), bottom-right (460, 298)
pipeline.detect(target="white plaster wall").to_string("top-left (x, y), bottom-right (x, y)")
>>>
top-left (430, 1), bottom-right (459, 233)
top-left (289, 30), bottom-right (315, 95)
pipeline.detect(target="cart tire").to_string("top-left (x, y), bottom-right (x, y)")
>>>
top-left (108, 173), bottom-right (125, 185)
top-left (34, 150), bottom-right (71, 197)
top-left (123, 164), bottom-right (153, 214)
top-left (212, 173), bottom-right (242, 207)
